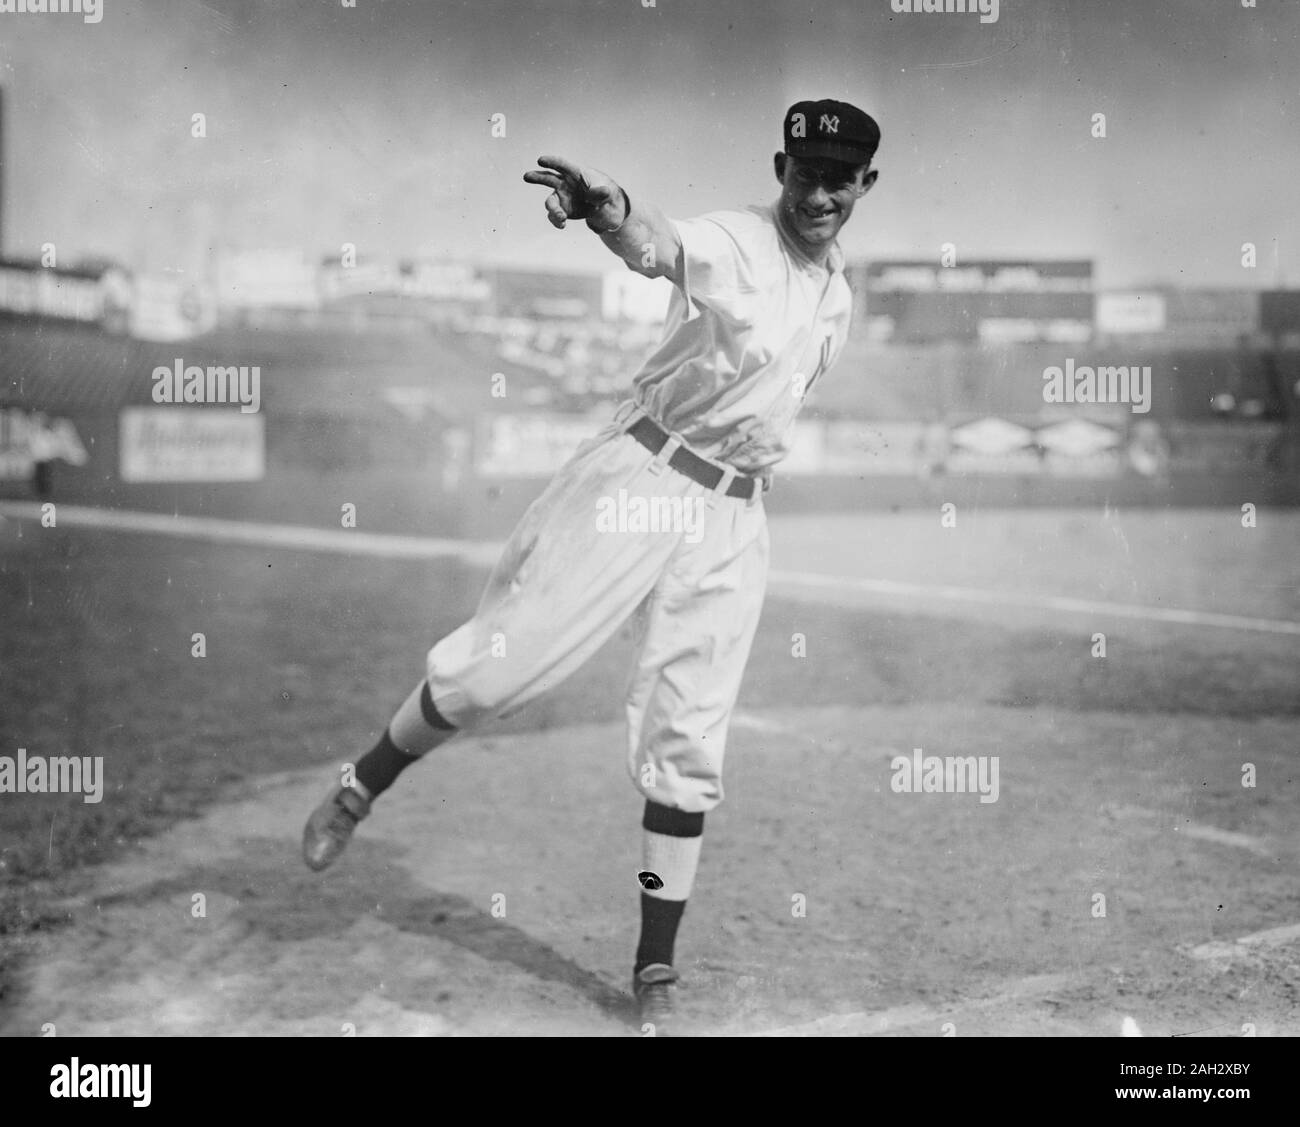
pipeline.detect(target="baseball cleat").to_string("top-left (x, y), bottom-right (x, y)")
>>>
top-left (302, 784), bottom-right (371, 872)
top-left (633, 963), bottom-right (679, 1036)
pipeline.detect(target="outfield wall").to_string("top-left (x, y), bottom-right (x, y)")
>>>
top-left (5, 405), bottom-right (1297, 543)
top-left (3, 323), bottom-right (1298, 542)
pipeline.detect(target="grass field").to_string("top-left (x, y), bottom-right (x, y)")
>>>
top-left (1, 503), bottom-right (1297, 1035)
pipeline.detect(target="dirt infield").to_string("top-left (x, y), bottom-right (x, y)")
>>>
top-left (1, 507), bottom-right (1298, 1036)
top-left (3, 701), bottom-right (1297, 1037)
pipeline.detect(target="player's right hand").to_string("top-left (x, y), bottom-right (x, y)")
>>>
top-left (523, 156), bottom-right (625, 231)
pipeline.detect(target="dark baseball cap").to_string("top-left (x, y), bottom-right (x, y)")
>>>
top-left (784, 99), bottom-right (881, 165)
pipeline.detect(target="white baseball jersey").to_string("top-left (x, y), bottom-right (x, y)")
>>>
top-left (426, 199), bottom-right (853, 814)
top-left (628, 203), bottom-right (854, 475)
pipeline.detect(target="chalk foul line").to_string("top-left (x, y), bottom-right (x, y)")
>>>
top-left (4, 502), bottom-right (1298, 636)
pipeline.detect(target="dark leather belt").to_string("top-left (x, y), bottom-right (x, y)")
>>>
top-left (626, 414), bottom-right (761, 500)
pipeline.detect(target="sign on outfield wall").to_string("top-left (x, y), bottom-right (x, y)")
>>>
top-left (119, 407), bottom-right (265, 482)
top-left (0, 408), bottom-right (90, 480)
top-left (1095, 292), bottom-right (1167, 334)
top-left (476, 413), bottom-right (596, 476)
top-left (942, 415), bottom-right (1125, 477)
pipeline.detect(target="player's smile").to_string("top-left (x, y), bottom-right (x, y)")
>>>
top-left (785, 192), bottom-right (847, 248)
top-left (799, 205), bottom-right (838, 224)
top-left (775, 152), bottom-right (877, 261)
top-left (793, 207), bottom-right (841, 244)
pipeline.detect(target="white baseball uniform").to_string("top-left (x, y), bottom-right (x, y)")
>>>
top-left (425, 202), bottom-right (853, 812)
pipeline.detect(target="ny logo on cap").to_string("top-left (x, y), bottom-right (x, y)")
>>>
top-left (819, 114), bottom-right (839, 134)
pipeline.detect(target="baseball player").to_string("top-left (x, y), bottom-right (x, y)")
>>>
top-left (303, 99), bottom-right (880, 1035)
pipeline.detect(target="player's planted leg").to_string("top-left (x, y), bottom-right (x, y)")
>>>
top-left (302, 678), bottom-right (457, 871)
top-left (633, 802), bottom-right (704, 1035)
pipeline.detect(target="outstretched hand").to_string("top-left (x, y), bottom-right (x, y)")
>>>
top-left (523, 155), bottom-right (626, 231)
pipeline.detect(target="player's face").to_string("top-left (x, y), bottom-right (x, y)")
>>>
top-left (775, 154), bottom-right (876, 253)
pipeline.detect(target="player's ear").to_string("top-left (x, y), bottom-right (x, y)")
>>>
top-left (774, 152), bottom-right (788, 184)
top-left (857, 167), bottom-right (879, 196)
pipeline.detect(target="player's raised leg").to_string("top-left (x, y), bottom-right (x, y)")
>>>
top-left (303, 422), bottom-right (697, 872)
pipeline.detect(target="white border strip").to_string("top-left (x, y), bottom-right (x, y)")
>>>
top-left (5, 502), bottom-right (1299, 637)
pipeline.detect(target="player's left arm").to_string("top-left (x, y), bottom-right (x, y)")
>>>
top-left (523, 155), bottom-right (683, 287)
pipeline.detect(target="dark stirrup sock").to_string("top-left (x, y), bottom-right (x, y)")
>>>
top-left (634, 801), bottom-right (705, 974)
top-left (353, 728), bottom-right (419, 799)
top-left (635, 894), bottom-right (688, 974)
top-left (353, 682), bottom-right (457, 799)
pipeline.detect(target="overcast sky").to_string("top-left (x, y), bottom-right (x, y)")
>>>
top-left (1, 0), bottom-right (1296, 287)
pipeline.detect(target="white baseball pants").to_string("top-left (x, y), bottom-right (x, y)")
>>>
top-left (425, 404), bottom-right (769, 813)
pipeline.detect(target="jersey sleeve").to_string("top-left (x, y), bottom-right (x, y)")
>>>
top-left (670, 210), bottom-right (764, 324)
